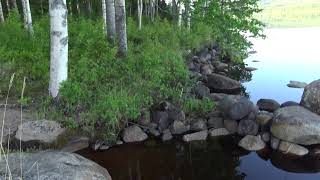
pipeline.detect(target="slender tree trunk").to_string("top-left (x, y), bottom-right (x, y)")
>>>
top-left (21, 0), bottom-right (33, 34)
top-left (178, 3), bottom-right (182, 27)
top-left (0, 1), bottom-right (4, 23)
top-left (6, 0), bottom-right (10, 10)
top-left (68, 1), bottom-right (72, 16)
top-left (186, 1), bottom-right (191, 30)
top-left (137, 0), bottom-right (143, 30)
top-left (76, 0), bottom-right (80, 15)
top-left (106, 0), bottom-right (116, 43)
top-left (115, 0), bottom-right (127, 56)
top-left (86, 0), bottom-right (92, 17)
top-left (11, 0), bottom-right (17, 9)
top-left (102, 0), bottom-right (107, 34)
top-left (49, 0), bottom-right (68, 98)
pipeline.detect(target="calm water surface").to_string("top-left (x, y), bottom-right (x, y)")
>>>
top-left (78, 28), bottom-right (320, 180)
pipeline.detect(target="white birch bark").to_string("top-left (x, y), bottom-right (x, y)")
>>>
top-left (12, 0), bottom-right (17, 9)
top-left (106, 0), bottom-right (116, 43)
top-left (102, 0), bottom-right (107, 34)
top-left (21, 0), bottom-right (33, 34)
top-left (178, 3), bottom-right (183, 27)
top-left (49, 0), bottom-right (68, 98)
top-left (137, 0), bottom-right (143, 30)
top-left (115, 0), bottom-right (127, 56)
top-left (0, 1), bottom-right (4, 23)
top-left (186, 2), bottom-right (191, 29)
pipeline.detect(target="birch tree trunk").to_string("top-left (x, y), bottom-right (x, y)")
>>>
top-left (11, 0), bottom-right (17, 9)
top-left (0, 1), bottom-right (4, 23)
top-left (106, 0), bottom-right (116, 43)
top-left (6, 0), bottom-right (10, 10)
top-left (178, 3), bottom-right (183, 27)
top-left (102, 0), bottom-right (107, 34)
top-left (21, 0), bottom-right (33, 34)
top-left (186, 2), bottom-right (191, 30)
top-left (137, 0), bottom-right (143, 30)
top-left (49, 0), bottom-right (68, 98)
top-left (115, 0), bottom-right (127, 56)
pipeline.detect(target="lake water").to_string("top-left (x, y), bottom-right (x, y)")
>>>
top-left (78, 28), bottom-right (320, 180)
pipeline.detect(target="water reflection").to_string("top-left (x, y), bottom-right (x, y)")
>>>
top-left (77, 137), bottom-right (320, 180)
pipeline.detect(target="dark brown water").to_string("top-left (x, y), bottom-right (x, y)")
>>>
top-left (77, 137), bottom-right (320, 180)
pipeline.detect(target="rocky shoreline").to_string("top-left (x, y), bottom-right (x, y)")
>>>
top-left (1, 44), bottom-right (320, 179)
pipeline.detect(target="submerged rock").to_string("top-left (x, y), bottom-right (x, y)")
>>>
top-left (271, 106), bottom-right (320, 145)
top-left (0, 151), bottom-right (112, 180)
top-left (287, 80), bottom-right (307, 89)
top-left (238, 135), bottom-right (265, 151)
top-left (257, 99), bottom-right (280, 112)
top-left (278, 141), bottom-right (309, 156)
top-left (301, 79), bottom-right (320, 115)
top-left (206, 73), bottom-right (241, 94)
top-left (182, 130), bottom-right (208, 142)
top-left (122, 125), bottom-right (148, 143)
top-left (15, 120), bottom-right (65, 144)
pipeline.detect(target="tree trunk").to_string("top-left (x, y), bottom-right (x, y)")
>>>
top-left (76, 0), bottom-right (80, 15)
top-left (115, 0), bottom-right (127, 56)
top-left (0, 1), bottom-right (4, 23)
top-left (137, 0), bottom-right (143, 30)
top-left (178, 3), bottom-right (182, 27)
top-left (11, 0), bottom-right (17, 9)
top-left (106, 0), bottom-right (116, 43)
top-left (186, 2), bottom-right (191, 30)
top-left (86, 0), bottom-right (92, 17)
top-left (21, 0), bottom-right (33, 34)
top-left (102, 0), bottom-right (107, 34)
top-left (6, 0), bottom-right (10, 10)
top-left (49, 0), bottom-right (68, 98)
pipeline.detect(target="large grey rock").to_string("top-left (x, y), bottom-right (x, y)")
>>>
top-left (0, 151), bottom-right (112, 180)
top-left (220, 96), bottom-right (255, 120)
top-left (170, 120), bottom-right (190, 135)
top-left (152, 111), bottom-right (170, 132)
top-left (280, 101), bottom-right (299, 108)
top-left (301, 79), bottom-right (320, 115)
top-left (182, 130), bottom-right (208, 142)
top-left (238, 135), bottom-right (265, 151)
top-left (278, 141), bottom-right (309, 156)
top-left (207, 117), bottom-right (224, 129)
top-left (257, 99), bottom-right (280, 112)
top-left (237, 119), bottom-right (259, 136)
top-left (122, 125), bottom-right (148, 143)
top-left (162, 129), bottom-right (173, 141)
top-left (0, 108), bottom-right (36, 145)
top-left (209, 93), bottom-right (240, 102)
top-left (209, 128), bottom-right (230, 137)
top-left (15, 120), bottom-right (65, 144)
top-left (206, 73), bottom-right (241, 94)
top-left (200, 64), bottom-right (213, 75)
top-left (287, 80), bottom-right (307, 89)
top-left (271, 106), bottom-right (320, 145)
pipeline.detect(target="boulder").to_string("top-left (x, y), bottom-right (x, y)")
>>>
top-left (122, 125), bottom-right (148, 143)
top-left (223, 119), bottom-right (238, 134)
top-left (200, 64), bottom-right (213, 75)
top-left (209, 128), bottom-right (230, 137)
top-left (162, 129), bottom-right (173, 141)
top-left (0, 151), bottom-right (112, 180)
top-left (271, 106), bottom-right (320, 145)
top-left (182, 130), bottom-right (208, 142)
top-left (148, 128), bottom-right (160, 137)
top-left (280, 101), bottom-right (299, 108)
top-left (61, 136), bottom-right (89, 153)
top-left (190, 119), bottom-right (207, 131)
top-left (207, 117), bottom-right (224, 129)
top-left (209, 93), bottom-right (240, 102)
top-left (260, 132), bottom-right (270, 142)
top-left (220, 96), bottom-right (255, 120)
top-left (255, 111), bottom-right (273, 126)
top-left (301, 79), bottom-right (320, 115)
top-left (238, 135), bottom-right (265, 151)
top-left (170, 120), bottom-right (190, 135)
top-left (194, 83), bottom-right (210, 98)
top-left (257, 99), bottom-right (280, 112)
top-left (151, 111), bottom-right (170, 132)
top-left (214, 62), bottom-right (228, 71)
top-left (278, 141), bottom-right (309, 156)
top-left (206, 73), bottom-right (241, 94)
top-left (287, 80), bottom-right (307, 89)
top-left (237, 119), bottom-right (259, 136)
top-left (270, 136), bottom-right (280, 150)
top-left (15, 120), bottom-right (65, 144)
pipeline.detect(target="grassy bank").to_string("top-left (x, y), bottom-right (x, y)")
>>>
top-left (0, 12), bottom-right (215, 138)
top-left (257, 0), bottom-right (320, 28)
